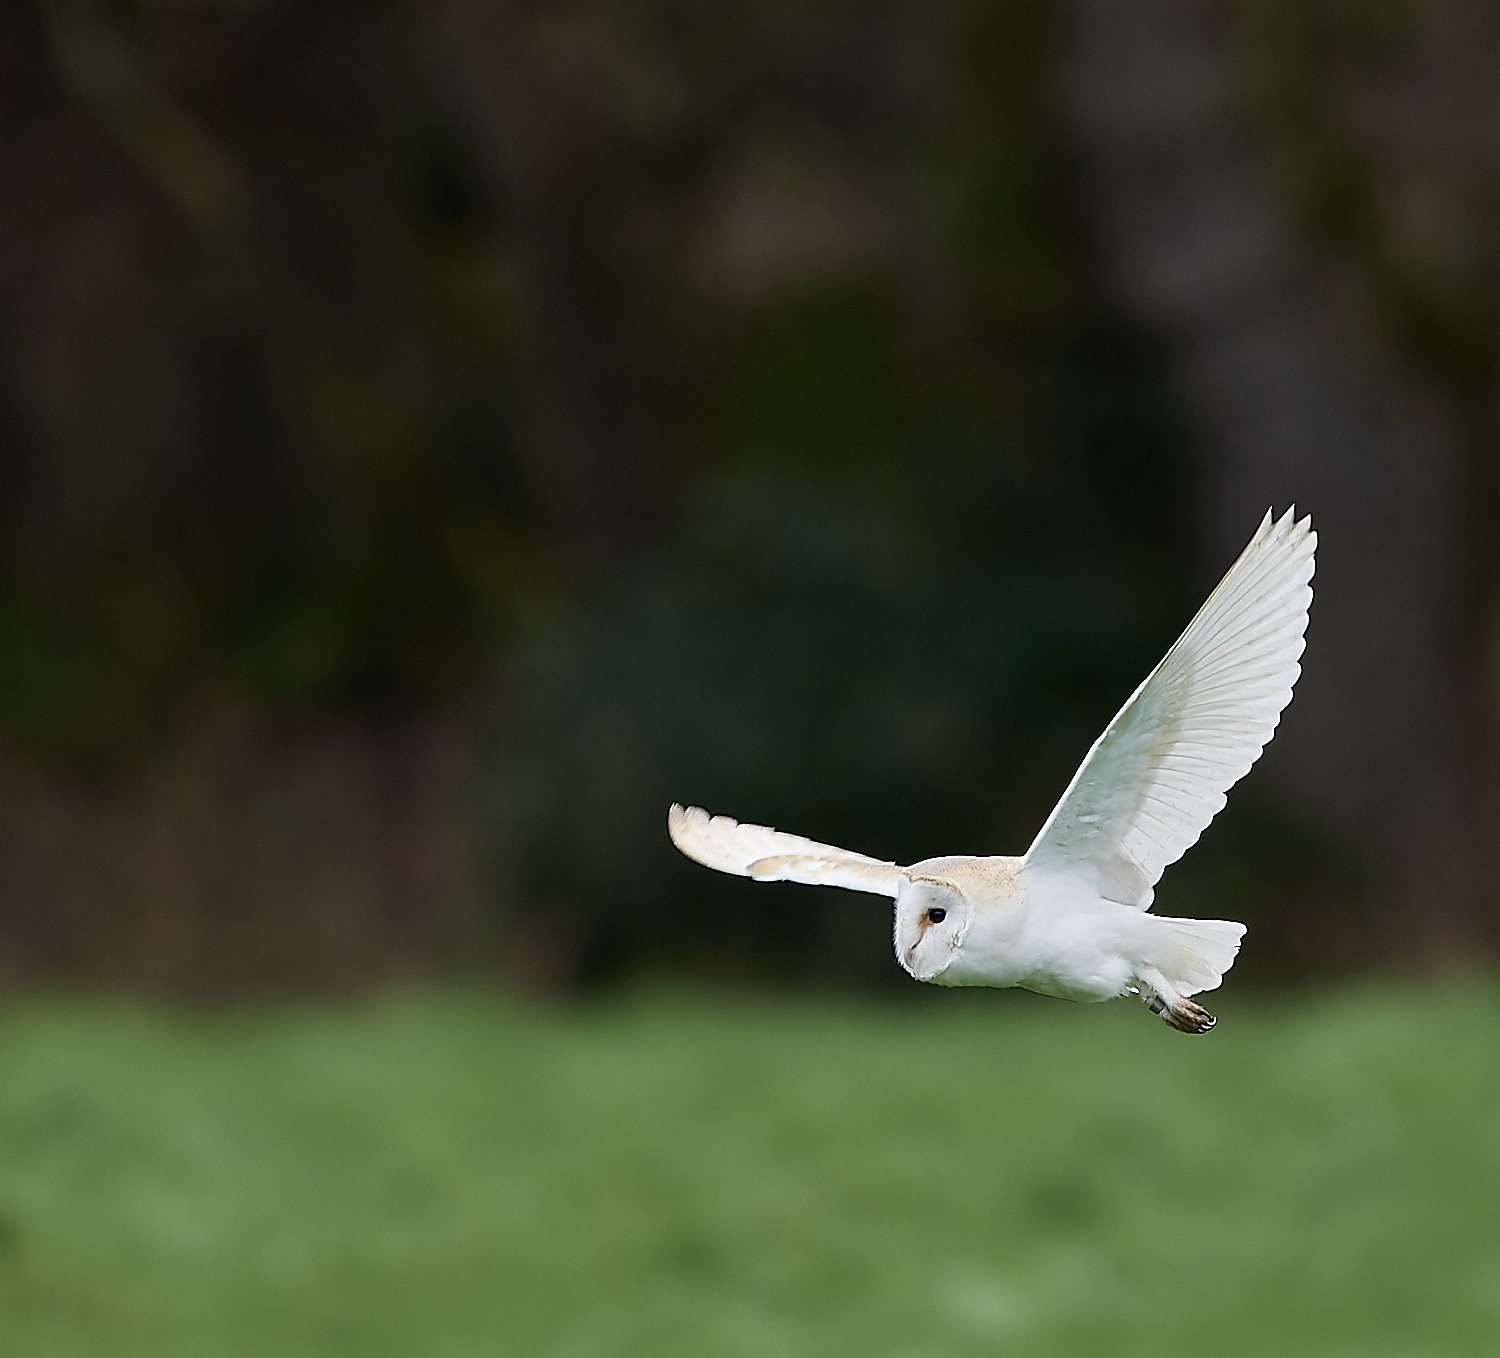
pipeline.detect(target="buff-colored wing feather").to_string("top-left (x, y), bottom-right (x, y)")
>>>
top-left (1023, 506), bottom-right (1315, 911)
top-left (668, 804), bottom-right (902, 897)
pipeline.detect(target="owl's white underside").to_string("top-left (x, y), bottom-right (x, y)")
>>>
top-left (894, 856), bottom-right (1243, 1004)
top-left (669, 507), bottom-right (1314, 1031)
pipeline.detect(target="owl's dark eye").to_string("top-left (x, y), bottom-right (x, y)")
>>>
top-left (926, 907), bottom-right (947, 924)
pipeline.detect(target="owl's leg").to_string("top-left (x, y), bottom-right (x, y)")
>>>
top-left (1137, 969), bottom-right (1216, 1034)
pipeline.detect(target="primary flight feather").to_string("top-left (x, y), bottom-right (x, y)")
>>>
top-left (670, 507), bottom-right (1315, 1031)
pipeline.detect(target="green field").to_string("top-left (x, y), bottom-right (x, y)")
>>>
top-left (0, 983), bottom-right (1497, 1356)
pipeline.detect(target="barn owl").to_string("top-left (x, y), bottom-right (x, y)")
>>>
top-left (669, 507), bottom-right (1315, 1032)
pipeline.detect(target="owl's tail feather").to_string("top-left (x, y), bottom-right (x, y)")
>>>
top-left (1144, 915), bottom-right (1246, 997)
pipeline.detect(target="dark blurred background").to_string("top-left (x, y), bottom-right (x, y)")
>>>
top-left (1, 0), bottom-right (1496, 997)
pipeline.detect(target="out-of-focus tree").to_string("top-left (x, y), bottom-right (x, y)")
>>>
top-left (1069, 0), bottom-right (1499, 969)
top-left (0, 0), bottom-right (1493, 991)
top-left (0, 0), bottom-right (1191, 989)
top-left (1240, 0), bottom-right (1500, 963)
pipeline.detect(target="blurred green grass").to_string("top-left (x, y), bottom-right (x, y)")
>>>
top-left (0, 983), bottom-right (1497, 1357)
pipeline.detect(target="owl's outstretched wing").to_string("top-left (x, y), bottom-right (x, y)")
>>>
top-left (668, 804), bottom-right (902, 897)
top-left (1023, 507), bottom-right (1315, 912)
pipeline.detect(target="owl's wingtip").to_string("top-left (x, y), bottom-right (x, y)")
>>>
top-left (667, 802), bottom-right (710, 852)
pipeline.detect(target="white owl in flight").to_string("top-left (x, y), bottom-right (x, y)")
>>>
top-left (670, 507), bottom-right (1315, 1032)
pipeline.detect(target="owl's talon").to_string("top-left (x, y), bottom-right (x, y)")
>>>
top-left (1161, 998), bottom-right (1216, 1033)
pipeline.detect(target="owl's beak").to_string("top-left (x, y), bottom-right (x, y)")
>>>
top-left (903, 912), bottom-right (936, 968)
top-left (903, 928), bottom-right (932, 970)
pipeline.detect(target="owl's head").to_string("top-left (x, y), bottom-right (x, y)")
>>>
top-left (893, 873), bottom-right (972, 981)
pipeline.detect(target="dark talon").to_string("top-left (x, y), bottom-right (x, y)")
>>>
top-left (1161, 998), bottom-right (1216, 1034)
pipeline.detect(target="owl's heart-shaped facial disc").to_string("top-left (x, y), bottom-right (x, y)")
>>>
top-left (893, 877), bottom-right (971, 981)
